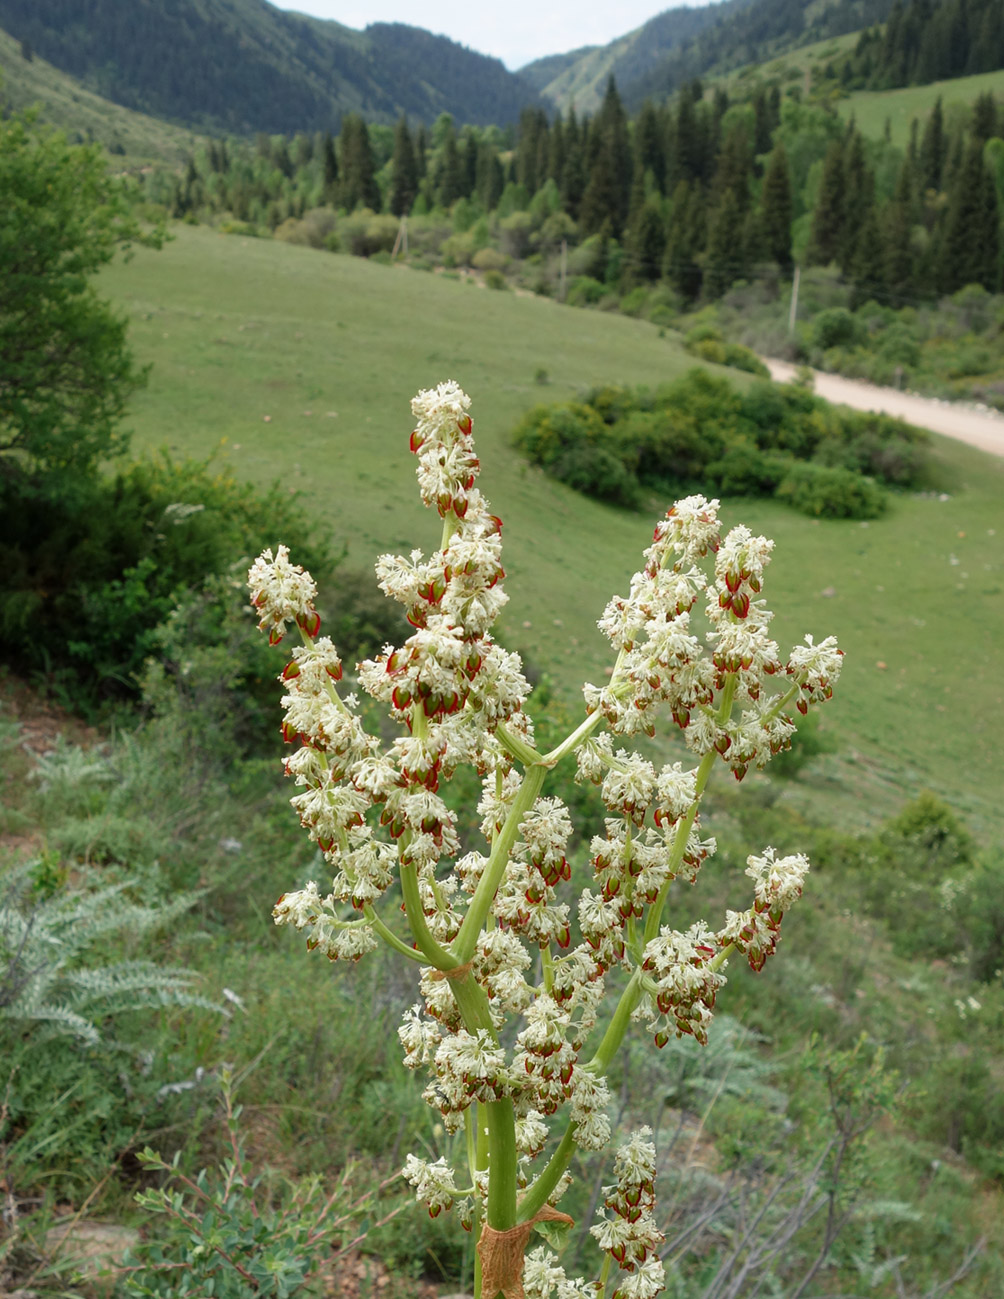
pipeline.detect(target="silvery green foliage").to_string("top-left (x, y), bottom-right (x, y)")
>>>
top-left (0, 862), bottom-right (220, 1045)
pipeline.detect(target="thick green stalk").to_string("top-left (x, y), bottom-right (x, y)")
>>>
top-left (517, 1124), bottom-right (577, 1222)
top-left (450, 973), bottom-right (518, 1232)
top-left (452, 761), bottom-right (548, 963)
top-left (399, 852), bottom-right (455, 970)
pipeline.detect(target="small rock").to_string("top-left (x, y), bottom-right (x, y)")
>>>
top-left (876, 661), bottom-right (888, 670)
top-left (45, 1221), bottom-right (140, 1281)
top-left (263, 414), bottom-right (272, 422)
top-left (820, 586), bottom-right (836, 598)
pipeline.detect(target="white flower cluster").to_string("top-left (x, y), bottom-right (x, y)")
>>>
top-left (248, 544), bottom-right (319, 644)
top-left (588, 498), bottom-right (842, 780)
top-left (253, 384), bottom-right (842, 1288)
top-left (590, 1129), bottom-right (665, 1299)
top-left (639, 923), bottom-right (725, 1047)
top-left (719, 848), bottom-right (811, 972)
top-left (402, 1153), bottom-right (457, 1218)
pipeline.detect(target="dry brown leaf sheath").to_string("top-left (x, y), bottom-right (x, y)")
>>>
top-left (477, 1205), bottom-right (575, 1299)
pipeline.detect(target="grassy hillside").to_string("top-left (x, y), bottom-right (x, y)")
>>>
top-left (100, 226), bottom-right (1004, 841)
top-left (0, 0), bottom-right (541, 133)
top-left (0, 26), bottom-right (197, 163)
top-left (837, 67), bottom-right (1004, 144)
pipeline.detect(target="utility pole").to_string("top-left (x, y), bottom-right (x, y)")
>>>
top-left (559, 239), bottom-right (567, 302)
top-left (788, 264), bottom-right (800, 335)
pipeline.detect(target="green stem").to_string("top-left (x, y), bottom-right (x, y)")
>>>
top-left (587, 968), bottom-right (644, 1074)
top-left (449, 975), bottom-right (517, 1232)
top-left (541, 944), bottom-right (554, 995)
top-left (365, 908), bottom-right (426, 964)
top-left (399, 852), bottom-right (455, 971)
top-left (452, 762), bottom-right (548, 963)
top-left (517, 1124), bottom-right (577, 1222)
top-left (495, 721), bottom-right (542, 768)
top-left (541, 709), bottom-right (605, 769)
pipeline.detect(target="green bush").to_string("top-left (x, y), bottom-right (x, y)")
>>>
top-left (774, 460), bottom-right (886, 518)
top-left (0, 456), bottom-right (336, 713)
top-left (513, 368), bottom-right (925, 520)
top-left (566, 275), bottom-right (606, 307)
top-left (812, 307), bottom-right (867, 351)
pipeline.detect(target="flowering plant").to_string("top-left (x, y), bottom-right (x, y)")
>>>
top-left (248, 382), bottom-right (842, 1299)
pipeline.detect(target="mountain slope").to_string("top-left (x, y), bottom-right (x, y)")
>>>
top-left (521, 1), bottom-right (749, 114)
top-left (0, 27), bottom-right (197, 163)
top-left (525, 0), bottom-right (897, 114)
top-left (0, 0), bottom-right (542, 133)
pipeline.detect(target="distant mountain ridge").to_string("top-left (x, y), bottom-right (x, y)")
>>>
top-left (523, 0), bottom-right (897, 113)
top-left (0, 0), bottom-right (544, 132)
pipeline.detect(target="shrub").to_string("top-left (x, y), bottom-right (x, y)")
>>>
top-left (774, 460), bottom-right (886, 518)
top-left (566, 275), bottom-right (606, 307)
top-left (513, 369), bottom-right (924, 519)
top-left (471, 246), bottom-right (508, 273)
top-left (812, 307), bottom-right (866, 351)
top-left (0, 455), bottom-right (337, 712)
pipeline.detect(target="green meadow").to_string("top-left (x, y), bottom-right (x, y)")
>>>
top-left (838, 67), bottom-right (1004, 144)
top-left (102, 225), bottom-right (1004, 839)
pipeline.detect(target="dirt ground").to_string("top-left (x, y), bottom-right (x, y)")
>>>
top-left (764, 358), bottom-right (1004, 457)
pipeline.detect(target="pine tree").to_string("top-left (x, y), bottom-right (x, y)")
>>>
top-left (580, 78), bottom-right (633, 237)
top-left (839, 132), bottom-right (875, 274)
top-left (807, 139), bottom-right (845, 266)
top-left (321, 131), bottom-right (338, 201)
top-left (972, 93), bottom-right (998, 144)
top-left (671, 88), bottom-right (701, 187)
top-left (663, 180), bottom-right (704, 300)
top-left (339, 115), bottom-right (380, 211)
top-left (476, 140), bottom-right (504, 211)
top-left (705, 189), bottom-right (745, 299)
top-left (548, 116), bottom-right (566, 184)
top-left (883, 162), bottom-right (916, 302)
top-left (850, 207), bottom-right (886, 306)
top-left (628, 197), bottom-right (666, 283)
top-left (919, 97), bottom-right (947, 192)
top-left (938, 140), bottom-right (1000, 291)
top-left (712, 121), bottom-right (753, 213)
top-left (390, 116), bottom-right (418, 217)
top-left (436, 126), bottom-right (464, 209)
top-left (761, 143), bottom-right (793, 272)
top-left (636, 100), bottom-right (666, 193)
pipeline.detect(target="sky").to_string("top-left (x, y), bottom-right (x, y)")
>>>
top-left (268, 2), bottom-right (704, 71)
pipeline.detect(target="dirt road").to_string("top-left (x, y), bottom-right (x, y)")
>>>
top-left (765, 358), bottom-right (1004, 458)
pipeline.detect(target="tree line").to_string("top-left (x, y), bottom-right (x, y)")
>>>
top-left (150, 76), bottom-right (1004, 305)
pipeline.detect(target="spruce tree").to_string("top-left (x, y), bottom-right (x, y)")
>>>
top-left (636, 100), bottom-right (666, 193)
top-left (321, 131), bottom-right (338, 201)
top-left (839, 133), bottom-right (875, 274)
top-left (390, 117), bottom-right (418, 217)
top-left (672, 89), bottom-right (701, 187)
top-left (883, 162), bottom-right (916, 302)
top-left (919, 97), bottom-right (947, 192)
top-left (580, 78), bottom-right (633, 237)
top-left (705, 189), bottom-right (745, 299)
top-left (663, 180), bottom-right (705, 300)
top-left (761, 143), bottom-right (793, 272)
top-left (628, 197), bottom-right (666, 283)
top-left (938, 141), bottom-right (1000, 292)
top-left (850, 207), bottom-right (886, 306)
top-left (972, 92), bottom-right (998, 144)
top-left (476, 140), bottom-right (504, 211)
top-left (436, 126), bottom-right (464, 209)
top-left (807, 139), bottom-right (845, 266)
top-left (548, 116), bottom-right (566, 185)
top-left (339, 116), bottom-right (380, 212)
